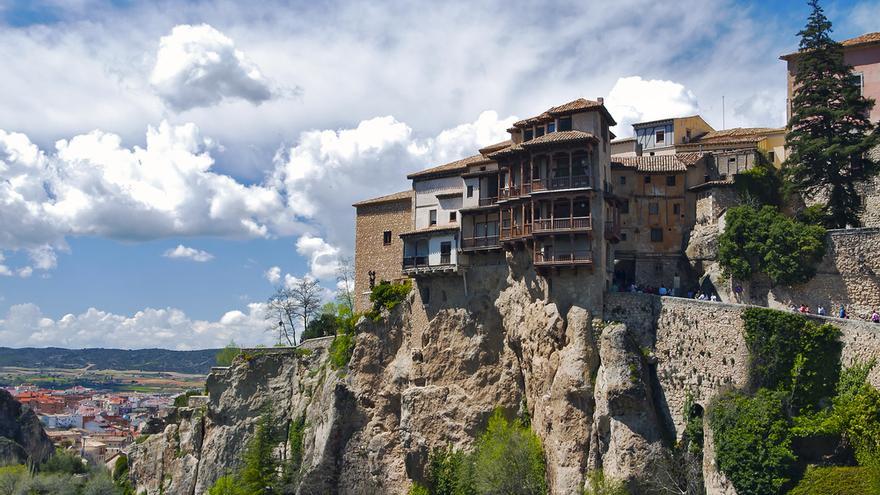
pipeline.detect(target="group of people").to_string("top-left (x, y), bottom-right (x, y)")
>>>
top-left (791, 303), bottom-right (880, 323)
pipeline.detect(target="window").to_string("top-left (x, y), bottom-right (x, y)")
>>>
top-left (620, 199), bottom-right (630, 214)
top-left (649, 202), bottom-right (660, 215)
top-left (558, 117), bottom-right (572, 131)
top-left (524, 129), bottom-right (534, 141)
top-left (429, 209), bottom-right (437, 226)
top-left (644, 175), bottom-right (651, 184)
top-left (728, 157), bottom-right (736, 164)
top-left (654, 262), bottom-right (663, 273)
top-left (466, 185), bottom-right (474, 198)
top-left (383, 230), bottom-right (392, 245)
top-left (656, 130), bottom-right (665, 144)
top-left (685, 129), bottom-right (692, 142)
top-left (666, 175), bottom-right (676, 186)
top-left (449, 211), bottom-right (457, 222)
top-left (673, 203), bottom-right (681, 215)
top-left (768, 151), bottom-right (775, 163)
top-left (440, 241), bottom-right (452, 264)
top-left (535, 126), bottom-right (545, 138)
top-left (621, 232), bottom-right (627, 241)
top-left (851, 72), bottom-right (864, 95)
top-left (547, 122), bottom-right (556, 133)
top-left (651, 228), bottom-right (663, 242)
top-left (619, 176), bottom-right (626, 185)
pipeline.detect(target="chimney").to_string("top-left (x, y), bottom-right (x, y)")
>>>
top-left (597, 97), bottom-right (604, 105)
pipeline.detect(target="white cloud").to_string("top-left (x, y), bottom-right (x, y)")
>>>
top-left (606, 76), bottom-right (701, 136)
top-left (295, 234), bottom-right (341, 280)
top-left (150, 24), bottom-right (275, 112)
top-left (264, 266), bottom-right (281, 284)
top-left (0, 302), bottom-right (272, 350)
top-left (163, 244), bottom-right (214, 262)
top-left (17, 266), bottom-right (32, 278)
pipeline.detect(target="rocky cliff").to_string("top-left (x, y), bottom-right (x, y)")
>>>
top-left (129, 256), bottom-right (880, 495)
top-left (0, 389), bottom-right (54, 466)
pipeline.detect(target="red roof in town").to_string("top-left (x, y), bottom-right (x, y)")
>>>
top-left (781, 31), bottom-right (880, 60)
top-left (352, 190), bottom-right (412, 207)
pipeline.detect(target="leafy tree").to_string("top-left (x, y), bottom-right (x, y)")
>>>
top-left (81, 473), bottom-right (119, 495)
top-left (328, 333), bottom-right (355, 370)
top-left (584, 470), bottom-right (630, 495)
top-left (41, 448), bottom-right (86, 474)
top-left (216, 341), bottom-right (241, 366)
top-left (718, 205), bottom-right (826, 285)
top-left (784, 0), bottom-right (879, 228)
top-left (301, 312), bottom-right (336, 341)
top-left (207, 475), bottom-right (247, 495)
top-left (367, 281), bottom-right (412, 320)
top-left (426, 445), bottom-right (473, 495)
top-left (335, 255), bottom-right (356, 314)
top-left (734, 155), bottom-right (785, 207)
top-left (471, 409), bottom-right (546, 495)
top-left (709, 389), bottom-right (796, 495)
top-left (280, 415), bottom-right (307, 489)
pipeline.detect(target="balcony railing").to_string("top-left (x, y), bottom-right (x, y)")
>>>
top-left (534, 250), bottom-right (593, 266)
top-left (604, 220), bottom-right (621, 241)
top-left (402, 256), bottom-right (429, 269)
top-left (461, 236), bottom-right (500, 250)
top-left (500, 224), bottom-right (532, 241)
top-left (440, 253), bottom-right (451, 265)
top-left (531, 175), bottom-right (591, 192)
top-left (477, 196), bottom-right (498, 206)
top-left (532, 216), bottom-right (592, 233)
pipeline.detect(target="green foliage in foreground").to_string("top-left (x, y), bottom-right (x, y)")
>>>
top-left (421, 408), bottom-right (546, 495)
top-left (583, 469), bottom-right (630, 495)
top-left (710, 389), bottom-right (796, 495)
top-left (0, 450), bottom-right (128, 495)
top-left (328, 332), bottom-right (355, 370)
top-left (718, 205), bottom-right (826, 285)
top-left (787, 465), bottom-right (879, 495)
top-left (216, 341), bottom-right (241, 366)
top-left (367, 281), bottom-right (412, 320)
top-left (734, 156), bottom-right (785, 207)
top-left (173, 389), bottom-right (202, 408)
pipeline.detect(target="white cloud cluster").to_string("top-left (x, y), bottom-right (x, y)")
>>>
top-left (295, 234), bottom-right (341, 280)
top-left (264, 265), bottom-right (282, 284)
top-left (150, 24), bottom-right (275, 112)
top-left (163, 244), bottom-right (214, 262)
top-left (606, 76), bottom-right (701, 136)
top-left (0, 302), bottom-right (272, 349)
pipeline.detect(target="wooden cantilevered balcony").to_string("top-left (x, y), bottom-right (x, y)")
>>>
top-left (604, 220), bottom-right (621, 242)
top-left (402, 256), bottom-right (429, 269)
top-left (532, 216), bottom-right (592, 234)
top-left (531, 175), bottom-right (591, 193)
top-left (500, 224), bottom-right (532, 241)
top-left (499, 183), bottom-right (533, 200)
top-left (533, 250), bottom-right (593, 266)
top-left (478, 196), bottom-right (498, 207)
top-left (460, 235), bottom-right (500, 251)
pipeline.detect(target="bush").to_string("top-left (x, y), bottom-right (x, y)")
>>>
top-left (734, 157), bottom-right (784, 207)
top-left (409, 482), bottom-right (431, 495)
top-left (207, 475), bottom-right (247, 495)
top-left (426, 445), bottom-right (473, 495)
top-left (367, 281), bottom-right (412, 320)
top-left (301, 313), bottom-right (337, 341)
top-left (42, 448), bottom-right (86, 474)
top-left (787, 465), bottom-right (879, 495)
top-left (328, 333), bottom-right (355, 370)
top-left (718, 205), bottom-right (826, 285)
top-left (709, 389), bottom-right (796, 495)
top-left (173, 389), bottom-right (202, 408)
top-left (584, 469), bottom-right (630, 495)
top-left (471, 409), bottom-right (546, 495)
top-left (216, 341), bottom-right (240, 366)
top-left (742, 308), bottom-right (841, 412)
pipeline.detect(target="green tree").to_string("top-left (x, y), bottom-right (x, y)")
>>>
top-left (239, 411), bottom-right (279, 494)
top-left (784, 0), bottom-right (879, 228)
top-left (207, 475), bottom-right (247, 495)
top-left (718, 205), bottom-right (826, 285)
top-left (709, 389), bottom-right (796, 495)
top-left (301, 312), bottom-right (337, 341)
top-left (471, 409), bottom-right (546, 495)
top-left (216, 341), bottom-right (241, 366)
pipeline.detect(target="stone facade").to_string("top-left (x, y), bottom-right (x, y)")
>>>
top-left (353, 191), bottom-right (413, 312)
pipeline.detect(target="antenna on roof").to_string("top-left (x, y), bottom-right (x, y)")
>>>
top-left (722, 96), bottom-right (726, 130)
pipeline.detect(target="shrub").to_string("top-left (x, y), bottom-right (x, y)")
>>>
top-left (788, 465), bottom-right (879, 495)
top-left (239, 411), bottom-right (279, 493)
top-left (301, 313), bottom-right (337, 341)
top-left (173, 389), bottom-right (202, 408)
top-left (207, 475), bottom-right (247, 495)
top-left (409, 482), bottom-right (431, 495)
top-left (718, 205), bottom-right (826, 285)
top-left (471, 409), bottom-right (546, 495)
top-left (215, 341), bottom-right (240, 366)
top-left (367, 281), bottom-right (412, 320)
top-left (426, 445), bottom-right (473, 495)
top-left (734, 157), bottom-right (784, 207)
top-left (328, 332), bottom-right (355, 370)
top-left (584, 469), bottom-right (630, 495)
top-left (709, 389), bottom-right (795, 495)
top-left (42, 448), bottom-right (86, 474)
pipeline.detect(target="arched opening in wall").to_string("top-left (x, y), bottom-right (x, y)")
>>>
top-left (690, 403), bottom-right (704, 419)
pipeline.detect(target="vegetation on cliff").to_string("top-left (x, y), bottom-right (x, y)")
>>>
top-left (710, 308), bottom-right (880, 494)
top-left (413, 408), bottom-right (546, 495)
top-left (0, 448), bottom-right (129, 495)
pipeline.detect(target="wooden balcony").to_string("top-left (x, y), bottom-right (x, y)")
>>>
top-left (533, 250), bottom-right (593, 267)
top-left (461, 235), bottom-right (501, 251)
top-left (531, 175), bottom-right (591, 193)
top-left (402, 256), bottom-right (456, 276)
top-left (478, 196), bottom-right (498, 206)
top-left (604, 220), bottom-right (621, 242)
top-left (498, 183), bottom-right (533, 200)
top-left (500, 224), bottom-right (532, 241)
top-left (532, 216), bottom-right (592, 234)
top-left (402, 256), bottom-right (429, 269)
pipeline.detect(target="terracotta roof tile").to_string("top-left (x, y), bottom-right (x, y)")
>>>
top-left (513, 98), bottom-right (615, 127)
top-left (611, 152), bottom-right (705, 173)
top-left (488, 131), bottom-right (599, 159)
top-left (352, 189), bottom-right (412, 207)
top-left (407, 154), bottom-right (491, 180)
top-left (693, 127), bottom-right (782, 143)
top-left (478, 140), bottom-right (513, 155)
top-left (688, 178), bottom-right (735, 191)
top-left (781, 32), bottom-right (880, 59)
top-left (399, 225), bottom-right (459, 236)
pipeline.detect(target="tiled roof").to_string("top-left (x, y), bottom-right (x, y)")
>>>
top-left (688, 178), bottom-right (735, 191)
top-left (407, 154), bottom-right (492, 180)
top-left (352, 189), bottom-right (412, 207)
top-left (611, 152), bottom-right (705, 173)
top-left (488, 131), bottom-right (599, 158)
top-left (693, 127), bottom-right (782, 143)
top-left (611, 137), bottom-right (636, 143)
top-left (478, 140), bottom-right (513, 155)
top-left (513, 98), bottom-right (615, 127)
top-left (781, 32), bottom-right (880, 59)
top-left (399, 225), bottom-right (459, 236)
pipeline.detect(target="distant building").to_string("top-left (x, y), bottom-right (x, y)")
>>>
top-left (781, 31), bottom-right (880, 124)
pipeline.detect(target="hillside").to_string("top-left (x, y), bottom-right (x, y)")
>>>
top-left (0, 347), bottom-right (219, 374)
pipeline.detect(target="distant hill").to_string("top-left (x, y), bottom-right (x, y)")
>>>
top-left (0, 347), bottom-right (220, 374)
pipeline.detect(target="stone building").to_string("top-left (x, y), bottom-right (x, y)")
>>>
top-left (352, 190), bottom-right (413, 312)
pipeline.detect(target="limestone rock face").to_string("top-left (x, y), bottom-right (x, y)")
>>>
top-left (0, 389), bottom-right (53, 466)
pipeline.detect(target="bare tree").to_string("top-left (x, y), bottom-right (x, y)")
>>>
top-left (266, 286), bottom-right (298, 346)
top-left (632, 442), bottom-right (704, 495)
top-left (335, 255), bottom-right (355, 313)
top-left (289, 277), bottom-right (323, 335)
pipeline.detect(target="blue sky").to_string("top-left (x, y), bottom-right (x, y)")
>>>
top-left (0, 0), bottom-right (877, 349)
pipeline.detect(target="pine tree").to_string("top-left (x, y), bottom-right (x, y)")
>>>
top-left (239, 411), bottom-right (279, 494)
top-left (785, 0), bottom-right (880, 228)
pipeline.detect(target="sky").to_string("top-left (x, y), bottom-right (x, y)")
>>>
top-left (0, 0), bottom-right (877, 350)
